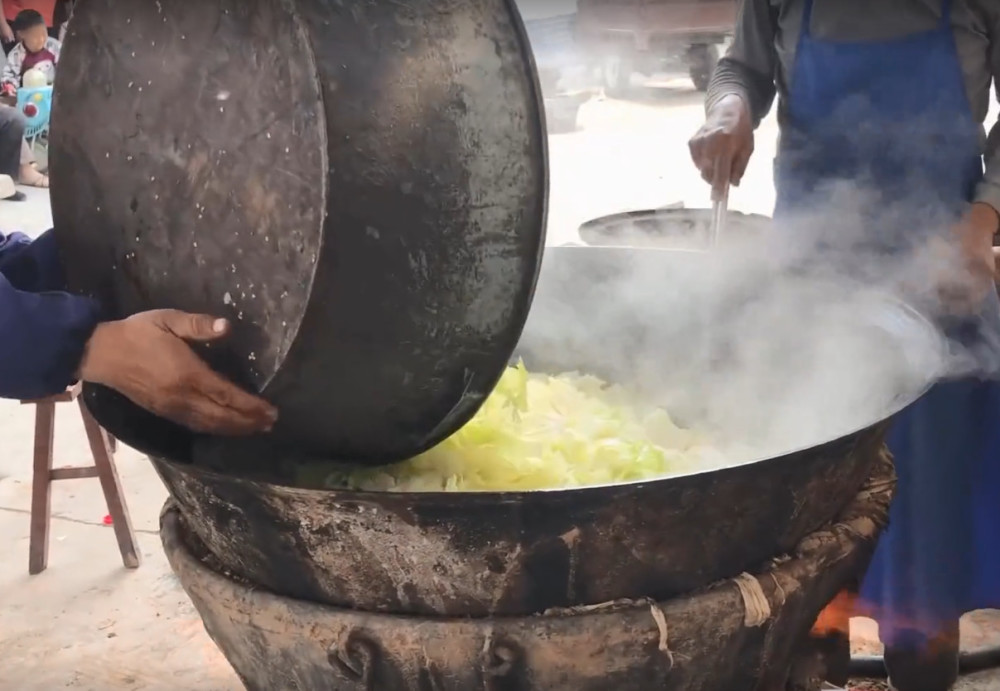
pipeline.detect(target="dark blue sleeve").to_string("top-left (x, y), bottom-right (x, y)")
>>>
top-left (0, 229), bottom-right (70, 292)
top-left (0, 231), bottom-right (103, 400)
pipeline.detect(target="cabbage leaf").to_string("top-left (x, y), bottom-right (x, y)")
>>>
top-left (322, 362), bottom-right (724, 492)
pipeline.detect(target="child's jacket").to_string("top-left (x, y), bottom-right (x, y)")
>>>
top-left (2, 37), bottom-right (60, 88)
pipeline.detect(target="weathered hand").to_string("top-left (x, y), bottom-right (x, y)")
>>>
top-left (688, 94), bottom-right (755, 197)
top-left (77, 310), bottom-right (278, 435)
top-left (937, 203), bottom-right (999, 313)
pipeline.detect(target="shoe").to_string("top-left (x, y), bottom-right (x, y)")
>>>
top-left (0, 174), bottom-right (25, 201)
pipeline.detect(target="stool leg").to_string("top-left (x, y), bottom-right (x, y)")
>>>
top-left (28, 401), bottom-right (56, 575)
top-left (78, 399), bottom-right (140, 569)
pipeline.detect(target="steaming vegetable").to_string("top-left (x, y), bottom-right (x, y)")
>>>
top-left (321, 362), bottom-right (726, 492)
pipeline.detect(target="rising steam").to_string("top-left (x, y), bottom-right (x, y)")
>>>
top-left (517, 159), bottom-right (998, 463)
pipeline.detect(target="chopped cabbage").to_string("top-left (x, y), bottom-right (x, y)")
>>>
top-left (318, 362), bottom-right (727, 492)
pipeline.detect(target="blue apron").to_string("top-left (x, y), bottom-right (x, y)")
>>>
top-left (774, 0), bottom-right (1000, 647)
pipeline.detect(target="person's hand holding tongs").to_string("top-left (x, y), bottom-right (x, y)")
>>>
top-left (688, 94), bottom-right (754, 248)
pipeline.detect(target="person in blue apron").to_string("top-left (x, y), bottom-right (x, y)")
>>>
top-left (689, 1), bottom-right (1000, 689)
top-left (0, 226), bottom-right (276, 433)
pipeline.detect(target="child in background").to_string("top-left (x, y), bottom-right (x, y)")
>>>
top-left (1, 10), bottom-right (59, 95)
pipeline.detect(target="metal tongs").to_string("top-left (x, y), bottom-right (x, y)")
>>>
top-left (709, 178), bottom-right (729, 250)
top-left (699, 172), bottom-right (731, 370)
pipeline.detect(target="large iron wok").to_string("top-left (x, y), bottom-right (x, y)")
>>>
top-left (152, 242), bottom-right (944, 617)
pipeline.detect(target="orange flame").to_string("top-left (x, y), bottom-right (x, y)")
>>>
top-left (812, 590), bottom-right (857, 637)
top-left (810, 590), bottom-right (960, 659)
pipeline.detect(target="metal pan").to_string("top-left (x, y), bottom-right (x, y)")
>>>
top-left (51, 0), bottom-right (548, 463)
top-left (578, 206), bottom-right (769, 250)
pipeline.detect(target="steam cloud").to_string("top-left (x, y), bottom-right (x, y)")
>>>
top-left (514, 7), bottom-right (999, 467)
top-left (517, 134), bottom-right (999, 465)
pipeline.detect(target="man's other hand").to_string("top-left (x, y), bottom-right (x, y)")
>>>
top-left (938, 202), bottom-right (1000, 313)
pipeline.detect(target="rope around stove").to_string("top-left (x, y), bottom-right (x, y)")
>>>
top-left (646, 570), bottom-right (771, 670)
top-left (540, 569), bottom-right (773, 669)
top-left (648, 602), bottom-right (671, 659)
top-left (734, 572), bottom-right (773, 627)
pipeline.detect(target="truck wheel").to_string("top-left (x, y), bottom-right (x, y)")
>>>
top-left (602, 52), bottom-right (633, 98)
top-left (688, 44), bottom-right (719, 92)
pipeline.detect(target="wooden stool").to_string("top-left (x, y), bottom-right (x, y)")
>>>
top-left (23, 383), bottom-right (140, 575)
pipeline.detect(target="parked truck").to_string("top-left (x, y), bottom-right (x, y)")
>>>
top-left (575, 0), bottom-right (737, 94)
top-left (520, 0), bottom-right (595, 133)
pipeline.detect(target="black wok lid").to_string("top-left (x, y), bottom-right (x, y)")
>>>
top-left (50, 0), bottom-right (548, 462)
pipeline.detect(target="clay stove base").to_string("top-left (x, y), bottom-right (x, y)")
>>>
top-left (160, 451), bottom-right (894, 691)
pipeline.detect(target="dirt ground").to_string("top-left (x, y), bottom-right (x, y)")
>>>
top-left (0, 403), bottom-right (241, 690)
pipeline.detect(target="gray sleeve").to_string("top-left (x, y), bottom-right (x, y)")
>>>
top-left (2, 45), bottom-right (22, 88)
top-left (705, 0), bottom-right (778, 127)
top-left (974, 16), bottom-right (1000, 214)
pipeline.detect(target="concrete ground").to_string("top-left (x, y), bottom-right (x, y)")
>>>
top-left (1, 77), bottom-right (1000, 690)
